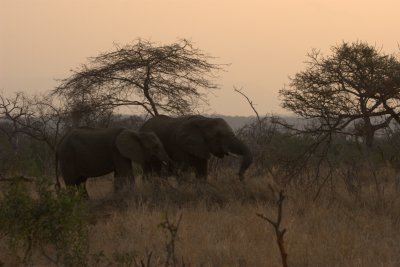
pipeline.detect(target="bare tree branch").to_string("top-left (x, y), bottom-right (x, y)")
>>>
top-left (233, 86), bottom-right (260, 124)
top-left (0, 92), bottom-right (66, 152)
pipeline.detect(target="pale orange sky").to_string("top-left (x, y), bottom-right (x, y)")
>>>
top-left (1, 0), bottom-right (399, 116)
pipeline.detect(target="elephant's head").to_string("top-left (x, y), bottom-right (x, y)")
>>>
top-left (116, 130), bottom-right (170, 167)
top-left (177, 116), bottom-right (253, 179)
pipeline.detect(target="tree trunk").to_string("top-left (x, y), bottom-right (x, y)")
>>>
top-left (362, 118), bottom-right (375, 148)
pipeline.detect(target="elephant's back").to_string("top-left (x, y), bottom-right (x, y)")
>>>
top-left (64, 127), bottom-right (122, 139)
top-left (140, 115), bottom-right (176, 134)
top-left (57, 128), bottom-right (124, 152)
top-left (140, 115), bottom-right (182, 151)
top-left (140, 115), bottom-right (204, 131)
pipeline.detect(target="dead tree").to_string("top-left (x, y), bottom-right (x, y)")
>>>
top-left (257, 190), bottom-right (288, 267)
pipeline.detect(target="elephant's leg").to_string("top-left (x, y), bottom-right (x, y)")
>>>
top-left (195, 159), bottom-right (208, 180)
top-left (82, 185), bottom-right (89, 199)
top-left (77, 177), bottom-right (89, 199)
top-left (113, 173), bottom-right (124, 192)
top-left (67, 175), bottom-right (89, 198)
top-left (143, 159), bottom-right (162, 182)
top-left (174, 163), bottom-right (186, 184)
top-left (114, 159), bottom-right (134, 192)
top-left (170, 161), bottom-right (191, 184)
top-left (152, 159), bottom-right (163, 176)
top-left (142, 161), bottom-right (152, 181)
top-left (114, 173), bottom-right (133, 192)
top-left (60, 163), bottom-right (87, 191)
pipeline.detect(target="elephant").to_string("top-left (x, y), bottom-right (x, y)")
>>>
top-left (140, 115), bottom-right (253, 180)
top-left (56, 127), bottom-right (169, 195)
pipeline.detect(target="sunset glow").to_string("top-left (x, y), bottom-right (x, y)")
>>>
top-left (1, 0), bottom-right (399, 115)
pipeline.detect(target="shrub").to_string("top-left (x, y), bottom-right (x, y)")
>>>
top-left (0, 176), bottom-right (89, 266)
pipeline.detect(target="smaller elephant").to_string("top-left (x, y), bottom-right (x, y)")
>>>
top-left (56, 127), bottom-right (169, 195)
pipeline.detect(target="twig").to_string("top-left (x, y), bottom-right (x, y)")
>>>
top-left (233, 86), bottom-right (261, 125)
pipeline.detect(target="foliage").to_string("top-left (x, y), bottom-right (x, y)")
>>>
top-left (54, 39), bottom-right (223, 117)
top-left (232, 114), bottom-right (400, 196)
top-left (0, 129), bottom-right (17, 175)
top-left (279, 41), bottom-right (400, 147)
top-left (0, 129), bottom-right (55, 177)
top-left (112, 250), bottom-right (139, 267)
top-left (0, 177), bottom-right (89, 266)
top-left (235, 116), bottom-right (316, 181)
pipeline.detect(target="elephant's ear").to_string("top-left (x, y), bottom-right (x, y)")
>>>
top-left (115, 129), bottom-right (144, 166)
top-left (176, 120), bottom-right (210, 159)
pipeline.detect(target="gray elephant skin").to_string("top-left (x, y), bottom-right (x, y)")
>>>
top-left (56, 127), bottom-right (169, 194)
top-left (140, 115), bottom-right (253, 180)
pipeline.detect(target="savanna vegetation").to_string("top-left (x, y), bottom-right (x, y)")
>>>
top-left (1, 40), bottom-right (400, 266)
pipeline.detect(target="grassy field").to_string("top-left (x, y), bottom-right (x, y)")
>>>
top-left (1, 169), bottom-right (400, 266)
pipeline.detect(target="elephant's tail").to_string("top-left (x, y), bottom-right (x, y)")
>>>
top-left (55, 152), bottom-right (61, 192)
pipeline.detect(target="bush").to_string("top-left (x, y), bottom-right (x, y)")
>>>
top-left (0, 176), bottom-right (89, 266)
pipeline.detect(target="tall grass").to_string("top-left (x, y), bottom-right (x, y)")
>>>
top-left (1, 169), bottom-right (400, 266)
top-left (85, 170), bottom-right (400, 266)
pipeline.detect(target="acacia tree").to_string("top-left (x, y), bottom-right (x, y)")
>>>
top-left (279, 41), bottom-right (400, 147)
top-left (53, 39), bottom-right (223, 117)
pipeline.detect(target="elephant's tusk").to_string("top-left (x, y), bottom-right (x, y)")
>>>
top-left (162, 161), bottom-right (168, 166)
top-left (228, 152), bottom-right (239, 158)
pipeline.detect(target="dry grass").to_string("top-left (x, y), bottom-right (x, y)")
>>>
top-left (2, 170), bottom-right (400, 266)
top-left (86, 171), bottom-right (400, 267)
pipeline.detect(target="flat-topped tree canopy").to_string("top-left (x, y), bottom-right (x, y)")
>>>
top-left (280, 41), bottom-right (400, 147)
top-left (54, 39), bottom-right (224, 117)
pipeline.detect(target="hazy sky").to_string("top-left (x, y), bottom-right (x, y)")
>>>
top-left (1, 0), bottom-right (399, 115)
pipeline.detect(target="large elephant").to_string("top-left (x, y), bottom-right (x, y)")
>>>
top-left (140, 115), bottom-right (253, 180)
top-left (56, 127), bottom-right (169, 195)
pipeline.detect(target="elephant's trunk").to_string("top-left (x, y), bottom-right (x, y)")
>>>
top-left (227, 136), bottom-right (253, 180)
top-left (157, 149), bottom-right (171, 166)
